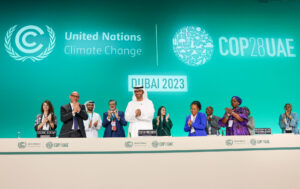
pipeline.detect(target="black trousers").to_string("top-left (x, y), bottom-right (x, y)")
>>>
top-left (60, 130), bottom-right (84, 138)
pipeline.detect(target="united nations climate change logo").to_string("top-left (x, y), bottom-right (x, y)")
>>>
top-left (173, 26), bottom-right (214, 66)
top-left (124, 141), bottom-right (133, 148)
top-left (225, 139), bottom-right (233, 146)
top-left (4, 25), bottom-right (56, 62)
top-left (17, 142), bottom-right (26, 149)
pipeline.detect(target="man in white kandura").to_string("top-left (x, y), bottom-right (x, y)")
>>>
top-left (125, 86), bottom-right (155, 138)
top-left (83, 100), bottom-right (102, 138)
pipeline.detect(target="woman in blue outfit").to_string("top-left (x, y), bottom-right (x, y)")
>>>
top-left (279, 103), bottom-right (299, 134)
top-left (184, 101), bottom-right (207, 136)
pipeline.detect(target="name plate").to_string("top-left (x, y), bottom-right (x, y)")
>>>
top-left (255, 128), bottom-right (271, 135)
top-left (36, 130), bottom-right (57, 135)
top-left (138, 130), bottom-right (157, 136)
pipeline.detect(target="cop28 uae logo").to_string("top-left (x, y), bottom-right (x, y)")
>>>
top-left (173, 26), bottom-right (214, 66)
top-left (4, 25), bottom-right (56, 62)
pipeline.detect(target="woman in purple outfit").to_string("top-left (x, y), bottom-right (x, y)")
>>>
top-left (218, 96), bottom-right (249, 135)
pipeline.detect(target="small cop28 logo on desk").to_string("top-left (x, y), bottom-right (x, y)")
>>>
top-left (4, 25), bottom-right (56, 62)
top-left (152, 140), bottom-right (159, 148)
top-left (250, 139), bottom-right (257, 146)
top-left (46, 142), bottom-right (54, 149)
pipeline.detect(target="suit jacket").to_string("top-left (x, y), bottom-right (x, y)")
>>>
top-left (59, 103), bottom-right (88, 137)
top-left (205, 115), bottom-right (221, 135)
top-left (102, 111), bottom-right (127, 137)
top-left (279, 112), bottom-right (299, 134)
top-left (184, 112), bottom-right (207, 136)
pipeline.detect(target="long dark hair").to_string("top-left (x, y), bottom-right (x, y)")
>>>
top-left (41, 100), bottom-right (55, 120)
top-left (157, 106), bottom-right (166, 117)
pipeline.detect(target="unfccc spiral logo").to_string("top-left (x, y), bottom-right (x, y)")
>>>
top-left (4, 25), bottom-right (56, 62)
top-left (173, 26), bottom-right (214, 66)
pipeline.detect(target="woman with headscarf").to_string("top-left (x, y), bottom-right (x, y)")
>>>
top-left (218, 96), bottom-right (249, 135)
top-left (152, 106), bottom-right (173, 136)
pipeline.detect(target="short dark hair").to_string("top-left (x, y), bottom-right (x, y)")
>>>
top-left (191, 101), bottom-right (201, 110)
top-left (109, 99), bottom-right (117, 105)
top-left (206, 106), bottom-right (213, 111)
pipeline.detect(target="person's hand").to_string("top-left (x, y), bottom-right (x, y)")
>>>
top-left (227, 108), bottom-right (233, 114)
top-left (156, 116), bottom-right (160, 126)
top-left (282, 112), bottom-right (286, 123)
top-left (73, 103), bottom-right (80, 113)
top-left (89, 120), bottom-right (92, 128)
top-left (43, 117), bottom-right (48, 123)
top-left (115, 109), bottom-right (120, 120)
top-left (135, 109), bottom-right (141, 117)
top-left (225, 108), bottom-right (232, 116)
top-left (207, 116), bottom-right (211, 121)
top-left (285, 111), bottom-right (292, 119)
top-left (166, 114), bottom-right (169, 122)
top-left (188, 119), bottom-right (193, 127)
top-left (47, 114), bottom-right (52, 122)
top-left (107, 111), bottom-right (111, 120)
top-left (94, 120), bottom-right (98, 127)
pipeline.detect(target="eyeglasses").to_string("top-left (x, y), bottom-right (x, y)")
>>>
top-left (71, 95), bottom-right (79, 98)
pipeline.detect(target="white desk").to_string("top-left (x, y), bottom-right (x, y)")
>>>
top-left (0, 134), bottom-right (299, 189)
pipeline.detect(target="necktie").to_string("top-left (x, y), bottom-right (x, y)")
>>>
top-left (74, 116), bottom-right (79, 130)
top-left (111, 112), bottom-right (115, 120)
top-left (112, 112), bottom-right (117, 132)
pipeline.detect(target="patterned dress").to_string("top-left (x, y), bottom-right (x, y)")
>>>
top-left (218, 107), bottom-right (249, 135)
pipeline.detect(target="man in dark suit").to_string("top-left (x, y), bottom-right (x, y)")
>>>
top-left (59, 91), bottom-right (88, 138)
top-left (102, 100), bottom-right (127, 137)
top-left (205, 106), bottom-right (221, 135)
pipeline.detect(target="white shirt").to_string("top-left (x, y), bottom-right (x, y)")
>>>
top-left (83, 112), bottom-right (102, 138)
top-left (125, 99), bottom-right (155, 138)
top-left (70, 103), bottom-right (77, 130)
top-left (206, 115), bottom-right (213, 135)
top-left (42, 114), bottom-right (50, 130)
top-left (191, 114), bottom-right (197, 123)
top-left (190, 114), bottom-right (197, 134)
